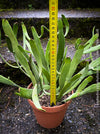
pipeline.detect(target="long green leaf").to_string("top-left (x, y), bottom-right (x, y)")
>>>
top-left (84, 45), bottom-right (100, 54)
top-left (45, 39), bottom-right (50, 68)
top-left (31, 26), bottom-right (47, 69)
top-left (57, 73), bottom-right (81, 101)
top-left (76, 76), bottom-right (93, 92)
top-left (13, 22), bottom-right (18, 38)
top-left (67, 63), bottom-right (90, 94)
top-left (66, 64), bottom-right (90, 95)
top-left (15, 87), bottom-right (33, 99)
top-left (63, 46), bottom-right (67, 62)
top-left (29, 55), bottom-right (40, 83)
top-left (62, 15), bottom-right (69, 37)
top-left (5, 23), bottom-right (18, 52)
top-left (21, 22), bottom-right (30, 40)
top-left (6, 36), bottom-right (13, 52)
top-left (15, 49), bottom-right (36, 85)
top-left (0, 54), bottom-right (18, 68)
top-left (0, 75), bottom-right (33, 99)
top-left (2, 19), bottom-right (36, 85)
top-left (63, 64), bottom-right (89, 96)
top-left (42, 67), bottom-right (50, 83)
top-left (0, 29), bottom-right (1, 46)
top-left (18, 45), bottom-right (30, 60)
top-left (67, 45), bottom-right (84, 80)
top-left (21, 22), bottom-right (30, 50)
top-left (59, 57), bottom-right (71, 89)
top-left (93, 66), bottom-right (100, 71)
top-left (57, 19), bottom-right (65, 71)
top-left (63, 73), bottom-right (82, 94)
top-left (92, 26), bottom-right (95, 36)
top-left (63, 83), bottom-right (100, 102)
top-left (89, 57), bottom-right (100, 69)
top-left (79, 83), bottom-right (100, 96)
top-left (32, 84), bottom-right (45, 111)
top-left (84, 33), bottom-right (98, 50)
top-left (0, 75), bottom-right (18, 87)
top-left (75, 38), bottom-right (82, 50)
top-left (30, 39), bottom-right (42, 76)
top-left (39, 25), bottom-right (49, 38)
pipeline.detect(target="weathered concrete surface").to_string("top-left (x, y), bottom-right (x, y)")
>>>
top-left (0, 10), bottom-right (100, 38)
top-left (0, 10), bottom-right (100, 19)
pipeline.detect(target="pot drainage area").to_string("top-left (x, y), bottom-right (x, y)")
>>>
top-left (0, 2), bottom-right (100, 134)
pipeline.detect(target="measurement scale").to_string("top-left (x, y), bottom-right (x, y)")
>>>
top-left (49, 0), bottom-right (58, 106)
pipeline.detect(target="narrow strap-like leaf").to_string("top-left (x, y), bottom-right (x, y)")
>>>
top-left (63, 73), bottom-right (82, 94)
top-left (30, 39), bottom-right (42, 76)
top-left (63, 83), bottom-right (100, 102)
top-left (84, 33), bottom-right (98, 50)
top-left (79, 83), bottom-right (100, 96)
top-left (62, 15), bottom-right (69, 37)
top-left (0, 54), bottom-right (18, 68)
top-left (6, 36), bottom-right (13, 52)
top-left (76, 76), bottom-right (93, 92)
top-left (13, 22), bottom-right (18, 38)
top-left (15, 87), bottom-right (33, 99)
top-left (89, 57), bottom-right (100, 69)
top-left (92, 66), bottom-right (100, 71)
top-left (31, 26), bottom-right (47, 69)
top-left (67, 45), bottom-right (84, 80)
top-left (57, 73), bottom-right (81, 101)
top-left (45, 39), bottom-right (50, 69)
top-left (39, 25), bottom-right (49, 38)
top-left (29, 55), bottom-right (40, 83)
top-left (63, 64), bottom-right (90, 98)
top-left (2, 19), bottom-right (36, 85)
top-left (21, 22), bottom-right (31, 50)
top-left (0, 75), bottom-right (18, 87)
top-left (0, 75), bottom-right (34, 100)
top-left (92, 26), bottom-right (95, 36)
top-left (57, 19), bottom-right (65, 71)
top-left (18, 45), bottom-right (30, 60)
top-left (63, 46), bottom-right (67, 63)
top-left (32, 84), bottom-right (45, 111)
top-left (42, 67), bottom-right (50, 83)
top-left (21, 22), bottom-right (30, 40)
top-left (0, 29), bottom-right (1, 46)
top-left (84, 45), bottom-right (100, 54)
top-left (59, 57), bottom-right (71, 89)
top-left (75, 38), bottom-right (82, 50)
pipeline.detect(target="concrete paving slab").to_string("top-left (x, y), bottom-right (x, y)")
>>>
top-left (0, 10), bottom-right (100, 19)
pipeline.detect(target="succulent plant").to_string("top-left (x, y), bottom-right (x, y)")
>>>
top-left (0, 15), bottom-right (100, 111)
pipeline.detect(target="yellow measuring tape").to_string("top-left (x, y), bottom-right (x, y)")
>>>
top-left (49, 0), bottom-right (58, 106)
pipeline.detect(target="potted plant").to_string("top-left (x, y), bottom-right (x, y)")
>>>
top-left (0, 15), bottom-right (100, 128)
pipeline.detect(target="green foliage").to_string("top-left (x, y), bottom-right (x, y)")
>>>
top-left (0, 29), bottom-right (1, 46)
top-left (0, 15), bottom-right (100, 110)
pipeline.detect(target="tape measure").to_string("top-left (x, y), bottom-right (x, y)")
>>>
top-left (49, 0), bottom-right (58, 106)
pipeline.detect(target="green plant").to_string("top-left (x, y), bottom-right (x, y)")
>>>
top-left (28, 4), bottom-right (34, 10)
top-left (0, 15), bottom-right (100, 111)
top-left (0, 29), bottom-right (1, 46)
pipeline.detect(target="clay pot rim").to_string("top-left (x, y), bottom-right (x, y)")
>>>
top-left (28, 99), bottom-right (71, 113)
top-left (27, 83), bottom-right (73, 113)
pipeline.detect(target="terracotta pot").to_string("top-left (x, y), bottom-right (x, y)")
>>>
top-left (27, 83), bottom-right (72, 129)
